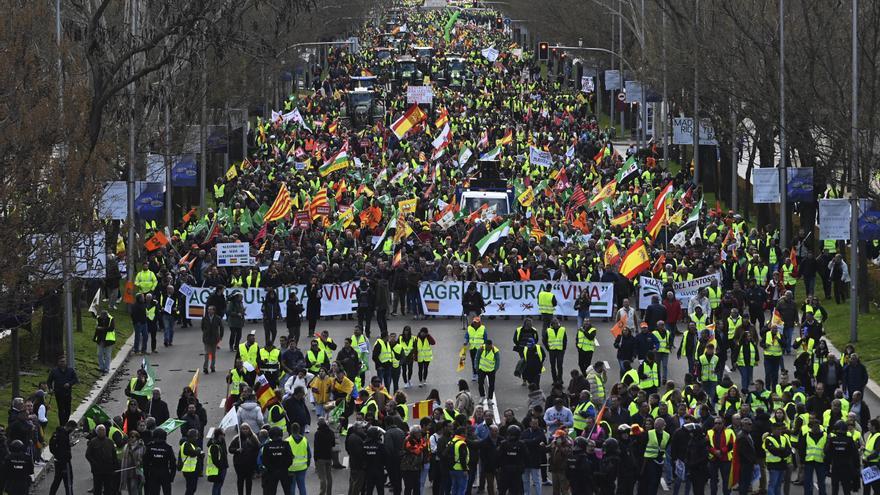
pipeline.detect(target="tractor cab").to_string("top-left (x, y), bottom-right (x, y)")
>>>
top-left (442, 55), bottom-right (468, 87)
top-left (340, 88), bottom-right (385, 129)
top-left (394, 55), bottom-right (422, 86)
top-left (350, 76), bottom-right (379, 90)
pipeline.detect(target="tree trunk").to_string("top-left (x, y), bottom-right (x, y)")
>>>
top-left (11, 326), bottom-right (20, 398)
top-left (38, 291), bottom-right (65, 365)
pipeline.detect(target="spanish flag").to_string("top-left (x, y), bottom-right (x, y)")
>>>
top-left (391, 104), bottom-right (427, 140)
top-left (496, 129), bottom-right (513, 147)
top-left (619, 240), bottom-right (650, 280)
top-left (412, 400), bottom-right (434, 419)
top-left (610, 210), bottom-right (633, 228)
top-left (435, 107), bottom-right (449, 129)
top-left (589, 180), bottom-right (618, 208)
top-left (646, 201), bottom-right (668, 241)
top-left (604, 240), bottom-right (621, 266)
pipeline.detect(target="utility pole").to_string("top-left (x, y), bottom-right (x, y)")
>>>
top-left (850, 0), bottom-right (859, 341)
top-left (200, 35), bottom-right (208, 209)
top-left (126, 0), bottom-right (139, 283)
top-left (618, 0), bottom-right (625, 136)
top-left (609, 15), bottom-right (615, 132)
top-left (692, 0), bottom-right (700, 185)
top-left (662, 9), bottom-right (668, 166)
top-left (779, 0), bottom-right (788, 247)
top-left (164, 94), bottom-right (172, 231)
top-left (57, 0), bottom-right (75, 369)
top-left (640, 0), bottom-right (647, 151)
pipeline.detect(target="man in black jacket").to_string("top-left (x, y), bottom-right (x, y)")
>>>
top-left (85, 425), bottom-right (118, 495)
top-left (149, 388), bottom-right (170, 427)
top-left (47, 356), bottom-right (78, 425)
top-left (261, 427), bottom-right (292, 495)
top-left (497, 424), bottom-right (527, 495)
top-left (363, 426), bottom-right (388, 495)
top-left (735, 418), bottom-right (758, 495)
top-left (143, 428), bottom-right (176, 495)
top-left (346, 423), bottom-right (367, 495)
top-left (48, 421), bottom-right (76, 495)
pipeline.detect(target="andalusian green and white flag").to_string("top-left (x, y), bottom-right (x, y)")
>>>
top-left (478, 145), bottom-right (502, 162)
top-left (476, 219), bottom-right (511, 256)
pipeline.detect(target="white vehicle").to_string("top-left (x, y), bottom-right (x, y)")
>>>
top-left (459, 190), bottom-right (511, 219)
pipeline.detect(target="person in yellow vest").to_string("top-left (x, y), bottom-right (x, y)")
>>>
top-left (205, 428), bottom-right (228, 493)
top-left (306, 339), bottom-right (330, 374)
top-left (237, 331), bottom-right (260, 370)
top-left (144, 293), bottom-right (160, 354)
top-left (537, 284), bottom-right (557, 331)
top-left (639, 417), bottom-right (670, 495)
top-left (762, 326), bottom-right (784, 391)
top-left (699, 344), bottom-right (720, 405)
top-left (476, 339), bottom-right (501, 403)
top-left (226, 359), bottom-right (247, 406)
top-left (802, 419), bottom-right (827, 495)
top-left (465, 317), bottom-right (488, 382)
top-left (707, 415), bottom-right (736, 495)
top-left (135, 262), bottom-right (158, 295)
top-left (863, 419), bottom-right (880, 493)
top-left (372, 332), bottom-right (395, 390)
top-left (286, 422), bottom-right (311, 494)
top-left (707, 279), bottom-right (722, 320)
top-left (178, 428), bottom-right (203, 495)
top-left (764, 421), bottom-right (791, 495)
top-left (94, 310), bottom-right (116, 374)
top-left (415, 327), bottom-right (436, 387)
top-left (652, 320), bottom-right (672, 384)
top-left (259, 340), bottom-right (282, 388)
top-left (448, 426), bottom-right (471, 494)
top-left (542, 318), bottom-right (567, 384)
top-left (522, 339), bottom-right (545, 387)
top-left (576, 319), bottom-right (598, 375)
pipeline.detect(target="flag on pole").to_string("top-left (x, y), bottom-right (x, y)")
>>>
top-left (319, 144), bottom-right (350, 177)
top-left (654, 181), bottom-right (674, 210)
top-left (646, 202), bottom-right (668, 241)
top-left (391, 104), bottom-right (427, 140)
top-left (225, 163), bottom-right (238, 181)
top-left (130, 357), bottom-right (156, 397)
top-left (88, 288), bottom-right (102, 316)
top-left (83, 405), bottom-right (111, 428)
top-left (263, 184), bottom-right (293, 223)
top-left (604, 241), bottom-right (621, 266)
top-left (218, 406), bottom-right (239, 430)
top-left (255, 373), bottom-right (279, 411)
top-left (615, 155), bottom-right (639, 183)
top-left (569, 184), bottom-right (588, 208)
top-left (478, 145), bottom-right (502, 161)
top-left (475, 219), bottom-right (511, 256)
top-left (610, 210), bottom-right (634, 228)
top-left (457, 345), bottom-right (467, 372)
top-left (619, 240), bottom-right (651, 279)
top-left (435, 107), bottom-right (449, 129)
top-left (145, 231), bottom-right (169, 251)
top-left (157, 418), bottom-right (188, 434)
top-left (495, 129), bottom-right (513, 146)
top-left (610, 315), bottom-right (627, 338)
top-left (188, 368), bottom-right (201, 396)
top-left (589, 180), bottom-right (618, 208)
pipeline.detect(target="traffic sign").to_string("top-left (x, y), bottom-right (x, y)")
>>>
top-left (618, 92), bottom-right (626, 101)
top-left (504, 17), bottom-right (511, 26)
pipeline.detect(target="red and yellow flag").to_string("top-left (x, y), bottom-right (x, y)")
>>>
top-left (589, 180), bottom-right (617, 208)
top-left (610, 210), bottom-right (633, 228)
top-left (646, 202), bottom-right (668, 241)
top-left (412, 400), bottom-right (434, 419)
top-left (619, 240), bottom-right (651, 280)
top-left (603, 240), bottom-right (620, 266)
top-left (391, 104), bottom-right (427, 140)
top-left (264, 184), bottom-right (292, 223)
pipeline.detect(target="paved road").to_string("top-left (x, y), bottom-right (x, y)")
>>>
top-left (35, 313), bottom-right (878, 494)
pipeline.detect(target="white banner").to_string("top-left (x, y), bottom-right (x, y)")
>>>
top-left (638, 277), bottom-right (665, 308)
top-left (98, 181), bottom-right (129, 220)
top-left (624, 80), bottom-right (643, 103)
top-left (604, 70), bottom-right (621, 90)
top-left (819, 199), bottom-right (852, 240)
top-left (672, 118), bottom-right (718, 145)
top-left (418, 281), bottom-right (614, 318)
top-left (580, 76), bottom-right (595, 93)
top-left (529, 146), bottom-right (554, 168)
top-left (673, 273), bottom-right (722, 305)
top-left (216, 243), bottom-right (253, 267)
top-left (752, 168), bottom-right (781, 203)
top-left (185, 282), bottom-right (361, 319)
top-left (481, 47), bottom-right (500, 62)
top-left (406, 86), bottom-right (434, 105)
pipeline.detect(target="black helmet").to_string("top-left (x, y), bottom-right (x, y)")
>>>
top-left (153, 429), bottom-right (167, 442)
top-left (603, 437), bottom-right (619, 454)
top-left (506, 425), bottom-right (521, 438)
top-left (574, 436), bottom-right (589, 450)
top-left (368, 426), bottom-right (382, 440)
top-left (834, 420), bottom-right (847, 433)
top-left (9, 439), bottom-right (24, 453)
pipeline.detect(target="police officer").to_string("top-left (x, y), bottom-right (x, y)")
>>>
top-left (364, 425), bottom-right (388, 494)
top-left (261, 426), bottom-right (293, 495)
top-left (2, 440), bottom-right (34, 495)
top-left (497, 424), bottom-right (526, 495)
top-left (827, 420), bottom-right (859, 495)
top-left (143, 428), bottom-right (176, 495)
top-left (567, 437), bottom-right (591, 495)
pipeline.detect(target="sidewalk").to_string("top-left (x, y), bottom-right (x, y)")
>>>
top-left (32, 333), bottom-right (135, 484)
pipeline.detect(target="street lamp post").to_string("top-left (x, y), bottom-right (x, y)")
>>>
top-left (779, 0), bottom-right (788, 248)
top-left (850, 0), bottom-right (859, 341)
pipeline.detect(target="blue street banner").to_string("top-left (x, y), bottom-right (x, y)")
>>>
top-left (787, 167), bottom-right (813, 202)
top-left (859, 211), bottom-right (880, 240)
top-left (171, 155), bottom-right (198, 187)
top-left (135, 182), bottom-right (164, 220)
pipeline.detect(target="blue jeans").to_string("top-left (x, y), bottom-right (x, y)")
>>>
top-left (673, 469), bottom-right (691, 495)
top-left (378, 366), bottom-right (393, 390)
top-left (97, 343), bottom-right (112, 372)
top-left (782, 326), bottom-right (793, 354)
top-left (134, 322), bottom-right (148, 353)
top-left (764, 356), bottom-right (781, 390)
top-left (211, 469), bottom-right (226, 495)
top-left (420, 464), bottom-right (430, 495)
top-left (289, 470), bottom-right (307, 495)
top-left (768, 469), bottom-right (784, 495)
top-left (522, 467), bottom-right (541, 495)
top-left (739, 366), bottom-right (753, 392)
top-left (803, 463), bottom-right (826, 495)
top-left (658, 353), bottom-right (670, 383)
top-left (161, 314), bottom-right (175, 345)
top-left (450, 470), bottom-right (468, 495)
top-left (407, 290), bottom-right (422, 316)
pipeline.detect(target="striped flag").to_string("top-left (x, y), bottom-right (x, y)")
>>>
top-left (309, 189), bottom-right (329, 219)
top-left (479, 145), bottom-right (502, 161)
top-left (435, 107), bottom-right (449, 128)
top-left (263, 184), bottom-right (292, 223)
top-left (619, 240), bottom-right (651, 280)
top-left (646, 201), bottom-right (668, 241)
top-left (496, 129), bottom-right (513, 146)
top-left (319, 144), bottom-right (350, 177)
top-left (611, 210), bottom-right (634, 228)
top-left (254, 373), bottom-right (279, 411)
top-left (476, 219), bottom-right (511, 256)
top-left (391, 104), bottom-right (427, 140)
top-left (589, 180), bottom-right (618, 208)
top-left (654, 181), bottom-right (674, 210)
top-left (569, 184), bottom-right (588, 208)
top-left (412, 400), bottom-right (434, 419)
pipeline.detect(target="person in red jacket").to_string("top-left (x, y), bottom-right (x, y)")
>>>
top-left (662, 291), bottom-right (682, 335)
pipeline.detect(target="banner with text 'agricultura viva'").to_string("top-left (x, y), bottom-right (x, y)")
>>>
top-left (418, 281), bottom-right (614, 317)
top-left (185, 282), bottom-right (360, 319)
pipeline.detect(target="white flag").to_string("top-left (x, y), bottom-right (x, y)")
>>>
top-left (89, 288), bottom-right (102, 317)
top-left (669, 230), bottom-right (687, 248)
top-left (219, 406), bottom-right (239, 430)
top-left (690, 225), bottom-right (702, 245)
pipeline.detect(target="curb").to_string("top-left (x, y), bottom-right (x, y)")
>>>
top-left (33, 333), bottom-right (135, 484)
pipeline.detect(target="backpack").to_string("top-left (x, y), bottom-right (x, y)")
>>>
top-left (49, 430), bottom-right (62, 455)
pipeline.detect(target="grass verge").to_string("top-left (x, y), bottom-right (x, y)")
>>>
top-left (0, 307), bottom-right (133, 434)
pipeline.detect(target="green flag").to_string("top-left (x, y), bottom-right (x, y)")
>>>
top-left (476, 219), bottom-right (512, 256)
top-left (239, 208), bottom-right (254, 234)
top-left (157, 418), bottom-right (187, 434)
top-left (254, 203), bottom-right (270, 225)
top-left (83, 405), bottom-right (111, 427)
top-left (130, 357), bottom-right (156, 397)
top-left (329, 401), bottom-right (346, 424)
top-left (444, 10), bottom-right (461, 42)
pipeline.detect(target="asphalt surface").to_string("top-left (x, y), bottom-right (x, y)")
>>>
top-left (34, 313), bottom-right (878, 495)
